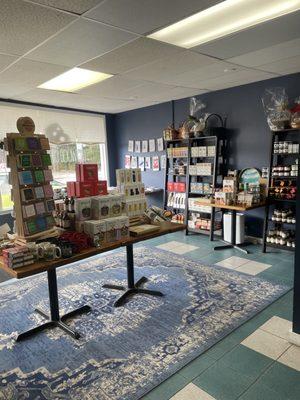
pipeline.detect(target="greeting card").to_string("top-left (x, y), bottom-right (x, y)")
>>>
top-left (18, 171), bottom-right (33, 185)
top-left (34, 186), bottom-right (44, 199)
top-left (42, 154), bottom-right (52, 166)
top-left (46, 215), bottom-right (55, 227)
top-left (32, 154), bottom-right (42, 167)
top-left (157, 137), bottom-right (164, 152)
top-left (142, 140), bottom-right (148, 153)
top-left (35, 201), bottom-right (46, 215)
top-left (138, 156), bottom-right (145, 171)
top-left (149, 139), bottom-right (156, 152)
top-left (43, 184), bottom-right (54, 198)
top-left (26, 220), bottom-right (38, 235)
top-left (131, 156), bottom-right (138, 169)
top-left (40, 137), bottom-right (50, 150)
top-left (134, 140), bottom-right (141, 153)
top-left (145, 157), bottom-right (151, 170)
top-left (19, 154), bottom-right (31, 168)
top-left (21, 188), bottom-right (35, 201)
top-left (34, 170), bottom-right (45, 183)
top-left (46, 199), bottom-right (55, 212)
top-left (27, 137), bottom-right (40, 150)
top-left (161, 154), bottom-right (166, 170)
top-left (128, 140), bottom-right (134, 152)
top-left (43, 169), bottom-right (53, 182)
top-left (125, 155), bottom-right (131, 169)
top-left (23, 204), bottom-right (36, 218)
top-left (14, 137), bottom-right (28, 151)
top-left (36, 216), bottom-right (47, 231)
top-left (152, 156), bottom-right (160, 171)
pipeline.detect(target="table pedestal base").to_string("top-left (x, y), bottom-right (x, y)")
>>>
top-left (16, 268), bottom-right (91, 342)
top-left (103, 276), bottom-right (163, 307)
top-left (103, 244), bottom-right (164, 307)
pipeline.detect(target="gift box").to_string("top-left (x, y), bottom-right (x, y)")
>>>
top-left (174, 182), bottom-right (186, 193)
top-left (75, 164), bottom-right (98, 182)
top-left (75, 182), bottom-right (94, 198)
top-left (74, 197), bottom-right (92, 221)
top-left (167, 182), bottom-right (174, 191)
top-left (67, 181), bottom-right (76, 197)
top-left (95, 180), bottom-right (108, 195)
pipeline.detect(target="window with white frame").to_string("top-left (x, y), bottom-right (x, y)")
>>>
top-left (0, 103), bottom-right (108, 212)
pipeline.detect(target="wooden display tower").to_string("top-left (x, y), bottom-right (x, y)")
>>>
top-left (4, 117), bottom-right (58, 244)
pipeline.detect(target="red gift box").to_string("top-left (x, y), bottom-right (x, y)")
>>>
top-left (167, 182), bottom-right (174, 191)
top-left (67, 181), bottom-right (76, 197)
top-left (75, 164), bottom-right (98, 182)
top-left (174, 182), bottom-right (186, 192)
top-left (95, 180), bottom-right (108, 195)
top-left (75, 182), bottom-right (94, 197)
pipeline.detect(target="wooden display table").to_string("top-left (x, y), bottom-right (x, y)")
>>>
top-left (197, 202), bottom-right (266, 254)
top-left (0, 222), bottom-right (185, 342)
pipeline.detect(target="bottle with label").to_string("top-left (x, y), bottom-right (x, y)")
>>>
top-left (64, 197), bottom-right (69, 212)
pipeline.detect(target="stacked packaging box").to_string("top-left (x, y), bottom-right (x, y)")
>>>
top-left (67, 164), bottom-right (107, 198)
top-left (115, 168), bottom-right (147, 217)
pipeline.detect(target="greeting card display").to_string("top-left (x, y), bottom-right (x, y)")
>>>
top-left (4, 117), bottom-right (57, 241)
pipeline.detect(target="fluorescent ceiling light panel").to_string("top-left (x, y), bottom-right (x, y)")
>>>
top-left (148, 0), bottom-right (300, 48)
top-left (38, 67), bottom-right (112, 92)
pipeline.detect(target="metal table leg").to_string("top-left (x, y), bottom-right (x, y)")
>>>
top-left (103, 244), bottom-right (164, 307)
top-left (214, 210), bottom-right (250, 254)
top-left (16, 268), bottom-right (91, 342)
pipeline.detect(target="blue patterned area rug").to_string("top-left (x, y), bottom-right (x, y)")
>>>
top-left (0, 246), bottom-right (289, 400)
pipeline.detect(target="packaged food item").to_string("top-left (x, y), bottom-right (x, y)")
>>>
top-left (91, 195), bottom-right (111, 219)
top-left (75, 163), bottom-right (98, 182)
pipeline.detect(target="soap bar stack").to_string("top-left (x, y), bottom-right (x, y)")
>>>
top-left (67, 164), bottom-right (108, 198)
top-left (2, 246), bottom-right (34, 269)
top-left (116, 168), bottom-right (147, 217)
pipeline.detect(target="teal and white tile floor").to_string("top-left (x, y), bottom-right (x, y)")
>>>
top-left (142, 231), bottom-right (298, 400)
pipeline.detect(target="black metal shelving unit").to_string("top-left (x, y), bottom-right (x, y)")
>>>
top-left (163, 138), bottom-right (189, 223)
top-left (262, 128), bottom-right (300, 253)
top-left (185, 133), bottom-right (228, 239)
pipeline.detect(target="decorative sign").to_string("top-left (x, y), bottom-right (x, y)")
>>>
top-left (161, 154), bottom-right (166, 170)
top-left (134, 140), bottom-right (141, 153)
top-left (152, 156), bottom-right (160, 171)
top-left (131, 156), bottom-right (138, 169)
top-left (149, 139), bottom-right (156, 152)
top-left (138, 156), bottom-right (145, 171)
top-left (125, 155), bottom-right (131, 169)
top-left (157, 137), bottom-right (164, 152)
top-left (142, 140), bottom-right (148, 153)
top-left (145, 156), bottom-right (151, 170)
top-left (128, 140), bottom-right (134, 152)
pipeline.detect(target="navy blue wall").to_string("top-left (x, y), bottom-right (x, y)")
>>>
top-left (112, 72), bottom-right (300, 237)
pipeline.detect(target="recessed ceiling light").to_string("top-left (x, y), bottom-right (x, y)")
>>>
top-left (148, 0), bottom-right (300, 48)
top-left (38, 67), bottom-right (113, 92)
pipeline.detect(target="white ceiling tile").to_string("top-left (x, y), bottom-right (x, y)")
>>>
top-left (199, 70), bottom-right (278, 91)
top-left (0, 83), bottom-right (35, 98)
top-left (78, 75), bottom-right (144, 98)
top-left (227, 38), bottom-right (300, 68)
top-left (256, 55), bottom-right (300, 75)
top-left (0, 54), bottom-right (18, 73)
top-left (192, 11), bottom-right (300, 60)
top-left (85, 0), bottom-right (222, 34)
top-left (0, 0), bottom-right (76, 56)
top-left (123, 50), bottom-right (218, 84)
top-left (29, 0), bottom-right (103, 14)
top-left (81, 37), bottom-right (181, 74)
top-left (26, 18), bottom-right (137, 67)
top-left (160, 60), bottom-right (246, 87)
top-left (0, 59), bottom-right (69, 87)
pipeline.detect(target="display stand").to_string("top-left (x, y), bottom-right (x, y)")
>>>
top-left (4, 118), bottom-right (57, 243)
top-left (185, 134), bottom-right (228, 239)
top-left (163, 138), bottom-right (189, 223)
top-left (262, 128), bottom-right (299, 252)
